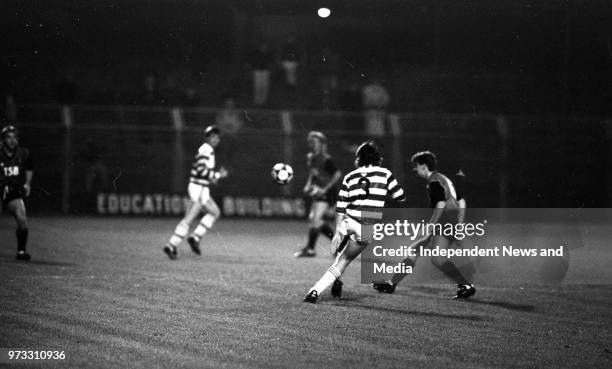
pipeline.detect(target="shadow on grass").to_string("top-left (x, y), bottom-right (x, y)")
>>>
top-left (385, 286), bottom-right (536, 313)
top-left (0, 255), bottom-right (74, 267)
top-left (465, 299), bottom-right (536, 312)
top-left (334, 301), bottom-right (485, 321)
top-left (323, 293), bottom-right (486, 321)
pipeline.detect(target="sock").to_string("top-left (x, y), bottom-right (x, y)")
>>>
top-left (192, 213), bottom-right (216, 240)
top-left (310, 266), bottom-right (342, 294)
top-left (306, 228), bottom-right (319, 250)
top-left (438, 261), bottom-right (469, 285)
top-left (306, 227), bottom-right (319, 250)
top-left (168, 220), bottom-right (189, 247)
top-left (391, 257), bottom-right (416, 285)
top-left (318, 223), bottom-right (334, 240)
top-left (17, 228), bottom-right (28, 252)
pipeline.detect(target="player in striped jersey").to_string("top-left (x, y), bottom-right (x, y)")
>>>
top-left (163, 125), bottom-right (228, 259)
top-left (304, 141), bottom-right (405, 303)
top-left (372, 151), bottom-right (476, 299)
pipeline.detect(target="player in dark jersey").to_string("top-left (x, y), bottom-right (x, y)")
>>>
top-left (1, 125), bottom-right (34, 261)
top-left (372, 151), bottom-right (476, 299)
top-left (304, 141), bottom-right (406, 303)
top-left (294, 131), bottom-right (342, 258)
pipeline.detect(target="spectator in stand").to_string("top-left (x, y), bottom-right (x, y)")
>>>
top-left (57, 72), bottom-right (79, 105)
top-left (362, 78), bottom-right (390, 137)
top-left (279, 37), bottom-right (301, 90)
top-left (143, 74), bottom-right (158, 105)
top-left (215, 98), bottom-right (243, 134)
top-left (338, 78), bottom-right (363, 112)
top-left (160, 74), bottom-right (179, 105)
top-left (250, 43), bottom-right (274, 107)
top-left (184, 87), bottom-right (199, 107)
top-left (315, 47), bottom-right (340, 110)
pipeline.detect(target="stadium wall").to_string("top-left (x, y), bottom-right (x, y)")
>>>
top-left (11, 104), bottom-right (610, 216)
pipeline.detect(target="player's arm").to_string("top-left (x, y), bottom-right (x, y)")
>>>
top-left (195, 151), bottom-right (227, 183)
top-left (23, 150), bottom-right (34, 197)
top-left (303, 153), bottom-right (314, 193)
top-left (387, 173), bottom-right (406, 206)
top-left (426, 181), bottom-right (446, 235)
top-left (315, 170), bottom-right (342, 197)
top-left (334, 179), bottom-right (349, 223)
top-left (210, 167), bottom-right (228, 184)
top-left (455, 170), bottom-right (466, 223)
top-left (457, 198), bottom-right (466, 224)
top-left (24, 170), bottom-right (33, 197)
top-left (321, 158), bottom-right (342, 193)
top-left (330, 178), bottom-right (350, 254)
top-left (303, 172), bottom-right (314, 194)
top-left (429, 202), bottom-right (445, 224)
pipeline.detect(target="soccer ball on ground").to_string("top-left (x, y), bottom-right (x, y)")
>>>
top-left (271, 163), bottom-right (294, 185)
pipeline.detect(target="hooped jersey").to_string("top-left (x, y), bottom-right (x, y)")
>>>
top-left (336, 165), bottom-right (405, 224)
top-left (189, 142), bottom-right (220, 186)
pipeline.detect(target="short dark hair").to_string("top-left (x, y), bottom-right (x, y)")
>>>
top-left (307, 131), bottom-right (327, 144)
top-left (356, 140), bottom-right (382, 166)
top-left (204, 125), bottom-right (220, 137)
top-left (1, 125), bottom-right (17, 139)
top-left (411, 151), bottom-right (437, 171)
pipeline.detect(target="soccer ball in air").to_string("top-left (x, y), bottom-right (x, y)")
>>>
top-left (271, 163), bottom-right (294, 185)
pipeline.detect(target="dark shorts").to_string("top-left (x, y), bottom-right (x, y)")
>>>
top-left (2, 185), bottom-right (25, 207)
top-left (312, 190), bottom-right (336, 206)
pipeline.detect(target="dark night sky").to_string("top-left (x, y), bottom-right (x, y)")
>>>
top-left (1, 0), bottom-right (610, 111)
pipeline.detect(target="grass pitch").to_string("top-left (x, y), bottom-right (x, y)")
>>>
top-left (1, 217), bottom-right (611, 368)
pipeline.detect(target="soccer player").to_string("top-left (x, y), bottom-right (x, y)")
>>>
top-left (304, 140), bottom-right (405, 303)
top-left (294, 131), bottom-right (342, 258)
top-left (163, 125), bottom-right (228, 260)
top-left (372, 151), bottom-right (476, 299)
top-left (1, 125), bottom-right (34, 261)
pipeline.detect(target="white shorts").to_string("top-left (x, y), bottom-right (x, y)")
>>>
top-left (188, 183), bottom-right (211, 205)
top-left (338, 217), bottom-right (374, 243)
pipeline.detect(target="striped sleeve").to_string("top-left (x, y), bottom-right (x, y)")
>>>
top-left (387, 174), bottom-right (405, 201)
top-left (336, 177), bottom-right (350, 214)
top-left (189, 143), bottom-right (218, 184)
top-left (193, 156), bottom-right (217, 180)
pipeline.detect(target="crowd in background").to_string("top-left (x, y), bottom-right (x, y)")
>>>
top-left (0, 37), bottom-right (597, 117)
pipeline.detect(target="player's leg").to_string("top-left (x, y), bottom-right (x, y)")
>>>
top-left (317, 196), bottom-right (336, 240)
top-left (7, 198), bottom-right (30, 261)
top-left (164, 201), bottom-right (202, 259)
top-left (430, 235), bottom-right (468, 284)
top-left (305, 238), bottom-right (367, 303)
top-left (430, 235), bottom-right (476, 298)
top-left (372, 257), bottom-right (418, 294)
top-left (372, 236), bottom-right (428, 293)
top-left (450, 237), bottom-right (479, 283)
top-left (307, 201), bottom-right (327, 247)
top-left (164, 184), bottom-right (205, 259)
top-left (187, 196), bottom-right (220, 255)
top-left (295, 201), bottom-right (327, 257)
top-left (305, 218), bottom-right (368, 303)
top-left (170, 201), bottom-right (203, 246)
top-left (300, 201), bottom-right (333, 256)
